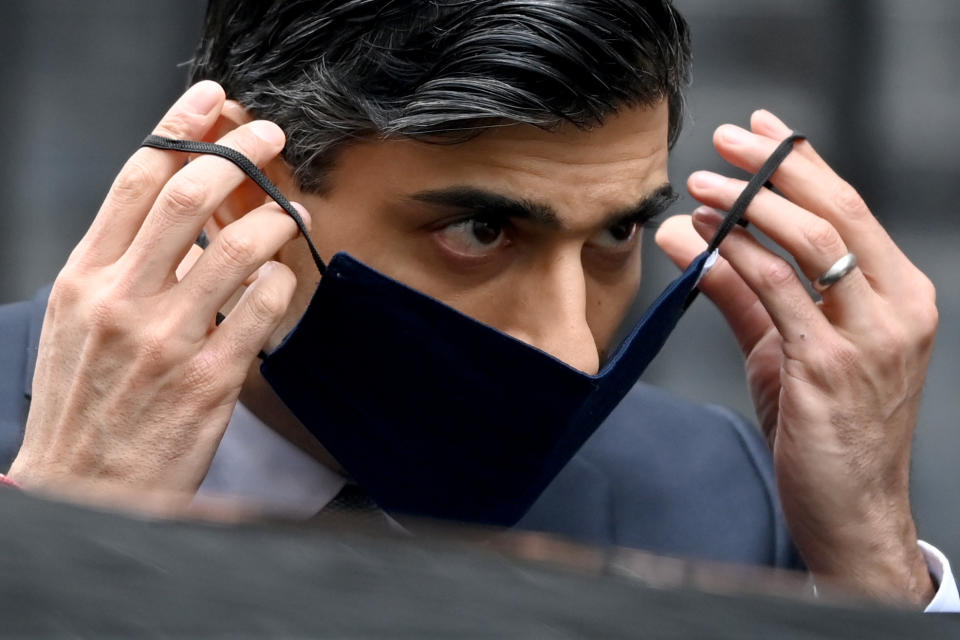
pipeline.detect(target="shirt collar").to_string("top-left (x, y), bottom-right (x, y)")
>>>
top-left (196, 401), bottom-right (347, 518)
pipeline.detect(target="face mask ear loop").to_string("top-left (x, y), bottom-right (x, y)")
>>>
top-left (683, 132), bottom-right (806, 310)
top-left (140, 135), bottom-right (329, 361)
top-left (140, 135), bottom-right (327, 277)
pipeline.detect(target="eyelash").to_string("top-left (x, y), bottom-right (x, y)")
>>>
top-left (638, 216), bottom-right (664, 231)
top-left (432, 212), bottom-right (649, 266)
top-left (432, 214), bottom-right (512, 263)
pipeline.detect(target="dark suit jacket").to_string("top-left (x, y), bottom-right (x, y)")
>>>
top-left (0, 288), bottom-right (800, 569)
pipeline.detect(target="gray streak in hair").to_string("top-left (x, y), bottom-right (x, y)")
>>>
top-left (190, 0), bottom-right (692, 192)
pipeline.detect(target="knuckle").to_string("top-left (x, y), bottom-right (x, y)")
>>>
top-left (156, 111), bottom-right (196, 141)
top-left (761, 259), bottom-right (796, 289)
top-left (873, 322), bottom-right (909, 359)
top-left (916, 273), bottom-right (938, 305)
top-left (803, 218), bottom-right (844, 255)
top-left (81, 280), bottom-right (137, 335)
top-left (216, 228), bottom-right (259, 269)
top-left (911, 300), bottom-right (939, 344)
top-left (131, 321), bottom-right (192, 374)
top-left (910, 272), bottom-right (939, 321)
top-left (819, 341), bottom-right (860, 377)
top-left (182, 350), bottom-right (225, 396)
top-left (247, 284), bottom-right (288, 323)
top-left (864, 307), bottom-right (938, 370)
top-left (161, 175), bottom-right (208, 218)
top-left (832, 182), bottom-right (870, 220)
top-left (894, 272), bottom-right (939, 344)
top-left (134, 330), bottom-right (171, 369)
top-left (87, 292), bottom-right (127, 334)
top-left (110, 159), bottom-right (155, 205)
top-left (49, 269), bottom-right (83, 308)
top-left (919, 307), bottom-right (940, 344)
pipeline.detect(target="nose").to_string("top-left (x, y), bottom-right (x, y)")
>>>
top-left (500, 250), bottom-right (600, 375)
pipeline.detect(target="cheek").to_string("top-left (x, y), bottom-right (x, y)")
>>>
top-left (268, 244), bottom-right (321, 346)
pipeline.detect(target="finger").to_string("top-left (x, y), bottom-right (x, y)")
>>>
top-left (121, 120), bottom-right (287, 290)
top-left (656, 214), bottom-right (776, 356)
top-left (176, 241), bottom-right (261, 289)
top-left (689, 212), bottom-right (836, 347)
top-left (76, 81), bottom-right (226, 267)
top-left (710, 121), bottom-right (911, 294)
top-left (688, 172), bottom-right (875, 303)
top-left (205, 260), bottom-right (297, 365)
top-left (177, 201), bottom-right (309, 334)
top-left (749, 109), bottom-right (831, 173)
top-left (175, 243), bottom-right (205, 282)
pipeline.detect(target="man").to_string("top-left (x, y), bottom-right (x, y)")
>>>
top-left (0, 0), bottom-right (955, 610)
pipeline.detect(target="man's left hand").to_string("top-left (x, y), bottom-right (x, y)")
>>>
top-left (656, 109), bottom-right (938, 607)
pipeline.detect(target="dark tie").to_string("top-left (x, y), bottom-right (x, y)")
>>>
top-left (315, 483), bottom-right (388, 529)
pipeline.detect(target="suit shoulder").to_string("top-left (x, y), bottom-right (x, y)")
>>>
top-left (576, 383), bottom-right (794, 566)
top-left (0, 296), bottom-right (33, 389)
top-left (0, 294), bottom-right (37, 469)
top-left (581, 382), bottom-right (769, 473)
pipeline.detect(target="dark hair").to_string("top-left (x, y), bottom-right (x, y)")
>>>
top-left (190, 0), bottom-right (691, 192)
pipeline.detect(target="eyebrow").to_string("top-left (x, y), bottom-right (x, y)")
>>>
top-left (411, 187), bottom-right (562, 228)
top-left (599, 183), bottom-right (679, 228)
top-left (410, 183), bottom-right (677, 230)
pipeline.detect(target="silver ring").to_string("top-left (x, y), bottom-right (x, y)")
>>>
top-left (814, 252), bottom-right (858, 292)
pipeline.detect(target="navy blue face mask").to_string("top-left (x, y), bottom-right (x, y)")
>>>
top-left (143, 133), bottom-right (803, 527)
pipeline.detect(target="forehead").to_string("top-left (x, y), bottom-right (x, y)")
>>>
top-left (326, 101), bottom-right (671, 229)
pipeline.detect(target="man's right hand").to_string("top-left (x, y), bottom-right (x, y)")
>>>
top-left (8, 81), bottom-right (308, 508)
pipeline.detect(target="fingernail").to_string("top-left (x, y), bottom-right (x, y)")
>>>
top-left (183, 81), bottom-right (223, 114)
top-left (259, 261), bottom-right (276, 277)
top-left (717, 124), bottom-right (750, 146)
top-left (692, 206), bottom-right (722, 227)
top-left (691, 171), bottom-right (725, 190)
top-left (249, 120), bottom-right (285, 146)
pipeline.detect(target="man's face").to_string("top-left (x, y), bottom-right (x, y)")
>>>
top-left (274, 101), bottom-right (671, 375)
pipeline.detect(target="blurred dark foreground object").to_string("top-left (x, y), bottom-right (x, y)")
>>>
top-left (0, 490), bottom-right (956, 637)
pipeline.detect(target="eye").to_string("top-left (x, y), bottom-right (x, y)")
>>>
top-left (434, 216), bottom-right (510, 258)
top-left (588, 220), bottom-right (639, 250)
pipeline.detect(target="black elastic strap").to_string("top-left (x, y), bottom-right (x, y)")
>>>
top-left (142, 134), bottom-right (324, 361)
top-left (706, 133), bottom-right (805, 252)
top-left (144, 131), bottom-right (805, 333)
top-left (684, 133), bottom-right (806, 309)
top-left (140, 135), bottom-right (327, 276)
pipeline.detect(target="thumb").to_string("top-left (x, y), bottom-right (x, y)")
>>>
top-left (656, 213), bottom-right (774, 357)
top-left (655, 214), bottom-right (709, 270)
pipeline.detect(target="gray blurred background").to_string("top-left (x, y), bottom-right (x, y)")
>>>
top-left (0, 1), bottom-right (956, 561)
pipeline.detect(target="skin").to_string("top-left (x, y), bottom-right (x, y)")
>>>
top-left (656, 111), bottom-right (938, 606)
top-left (8, 82), bottom-right (938, 606)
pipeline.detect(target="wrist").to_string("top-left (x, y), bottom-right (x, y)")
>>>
top-left (5, 455), bottom-right (45, 491)
top-left (7, 453), bottom-right (203, 517)
top-left (803, 514), bottom-right (935, 608)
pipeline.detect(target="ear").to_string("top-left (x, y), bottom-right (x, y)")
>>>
top-left (200, 100), bottom-right (297, 241)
